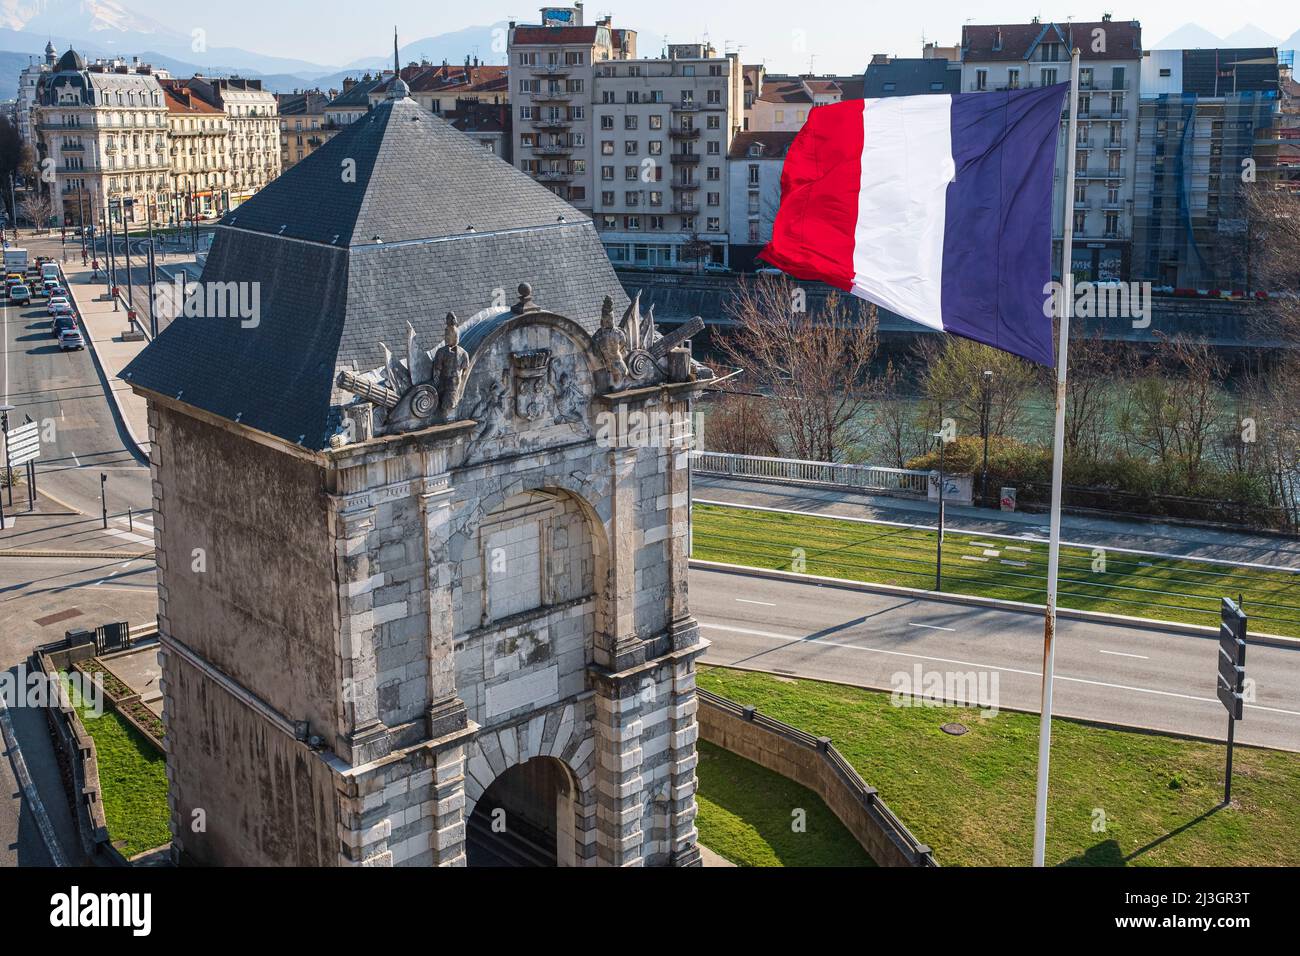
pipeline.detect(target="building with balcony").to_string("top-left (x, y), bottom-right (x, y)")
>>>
top-left (16, 42), bottom-right (58, 146)
top-left (507, 5), bottom-right (635, 219)
top-left (161, 80), bottom-right (230, 221)
top-left (187, 76), bottom-right (282, 207)
top-left (33, 48), bottom-right (171, 228)
top-left (278, 90), bottom-right (340, 170)
top-left (1133, 48), bottom-right (1283, 289)
top-left (960, 17), bottom-right (1143, 280)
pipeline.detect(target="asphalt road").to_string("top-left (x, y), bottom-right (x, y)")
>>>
top-left (1, 259), bottom-right (152, 518)
top-left (692, 566), bottom-right (1300, 752)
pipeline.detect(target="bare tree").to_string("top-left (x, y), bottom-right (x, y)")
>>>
top-left (698, 391), bottom-right (781, 457)
top-left (19, 192), bottom-right (52, 233)
top-left (874, 361), bottom-right (937, 468)
top-left (1063, 330), bottom-right (1119, 460)
top-left (914, 334), bottom-right (1041, 443)
top-left (717, 275), bottom-right (880, 462)
top-left (1244, 183), bottom-right (1300, 343)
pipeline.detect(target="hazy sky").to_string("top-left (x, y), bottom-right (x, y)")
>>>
top-left (123, 0), bottom-right (1300, 71)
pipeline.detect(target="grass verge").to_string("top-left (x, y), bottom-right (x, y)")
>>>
top-left (698, 667), bottom-right (1300, 866)
top-left (62, 674), bottom-right (170, 857)
top-left (695, 740), bottom-right (874, 866)
top-left (692, 503), bottom-right (1300, 637)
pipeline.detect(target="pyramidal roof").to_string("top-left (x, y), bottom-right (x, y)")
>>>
top-left (123, 95), bottom-right (628, 451)
top-left (223, 96), bottom-right (581, 248)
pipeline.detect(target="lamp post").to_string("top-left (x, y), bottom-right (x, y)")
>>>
top-left (933, 427), bottom-right (948, 591)
top-left (980, 369), bottom-right (993, 507)
top-left (100, 472), bottom-right (108, 529)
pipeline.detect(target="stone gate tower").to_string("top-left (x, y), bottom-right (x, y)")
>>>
top-left (123, 88), bottom-right (709, 866)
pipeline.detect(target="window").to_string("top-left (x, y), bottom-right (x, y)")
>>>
top-left (706, 166), bottom-right (720, 181)
top-left (883, 82), bottom-right (897, 93)
top-left (519, 106), bottom-right (534, 120)
top-left (648, 141), bottom-right (662, 155)
top-left (1041, 68), bottom-right (1057, 86)
top-left (602, 190), bottom-right (615, 205)
top-left (1073, 211), bottom-right (1086, 233)
top-left (748, 191), bottom-right (760, 214)
top-left (683, 65), bottom-right (695, 77)
top-left (707, 217), bottom-right (720, 232)
top-left (1074, 183), bottom-right (1086, 204)
top-left (1158, 68), bottom-right (1171, 78)
top-left (601, 215), bottom-right (618, 229)
top-left (625, 191), bottom-right (640, 206)
top-left (649, 114), bottom-right (663, 130)
top-left (707, 90), bottom-right (721, 105)
top-left (1008, 69), bottom-right (1020, 89)
top-left (624, 115), bottom-right (638, 130)
top-left (707, 141), bottom-right (720, 155)
top-left (748, 220), bottom-right (761, 243)
top-left (626, 91), bottom-right (640, 104)
top-left (625, 140), bottom-right (638, 155)
top-left (601, 140), bottom-right (614, 154)
top-left (976, 69), bottom-right (987, 91)
top-left (707, 115), bottom-right (720, 129)
top-left (625, 215), bottom-right (641, 229)
top-left (601, 115), bottom-right (614, 130)
top-left (707, 192), bottom-right (720, 206)
top-left (601, 165), bottom-right (614, 180)
top-left (775, 109), bottom-right (785, 123)
top-left (601, 90), bottom-right (616, 104)
top-left (649, 215), bottom-right (664, 230)
top-left (649, 190), bottom-right (663, 206)
top-left (625, 165), bottom-right (638, 180)
top-left (748, 163), bottom-right (760, 185)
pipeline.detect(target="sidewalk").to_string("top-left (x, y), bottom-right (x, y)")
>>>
top-left (57, 254), bottom-right (153, 459)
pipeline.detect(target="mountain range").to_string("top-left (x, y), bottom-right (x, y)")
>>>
top-left (1153, 23), bottom-right (1300, 51)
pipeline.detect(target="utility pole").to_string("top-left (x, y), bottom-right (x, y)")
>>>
top-left (933, 426), bottom-right (948, 590)
top-left (100, 472), bottom-right (108, 529)
top-left (146, 195), bottom-right (158, 337)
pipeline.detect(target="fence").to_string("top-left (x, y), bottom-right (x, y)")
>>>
top-left (694, 451), bottom-right (930, 498)
top-left (697, 688), bottom-right (936, 866)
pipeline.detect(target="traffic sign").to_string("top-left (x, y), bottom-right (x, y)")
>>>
top-left (1217, 597), bottom-right (1248, 804)
top-left (4, 421), bottom-right (39, 467)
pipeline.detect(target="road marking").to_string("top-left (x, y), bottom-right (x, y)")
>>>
top-left (736, 598), bottom-right (776, 606)
top-left (1099, 649), bottom-right (1149, 660)
top-left (908, 622), bottom-right (955, 632)
top-left (698, 621), bottom-right (1300, 718)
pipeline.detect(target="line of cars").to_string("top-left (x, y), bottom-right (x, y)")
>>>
top-left (4, 257), bottom-right (83, 351)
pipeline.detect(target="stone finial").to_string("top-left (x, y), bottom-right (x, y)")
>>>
top-left (600, 295), bottom-right (614, 327)
top-left (512, 282), bottom-right (537, 314)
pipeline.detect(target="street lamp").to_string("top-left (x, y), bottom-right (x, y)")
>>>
top-left (933, 426), bottom-right (949, 591)
top-left (100, 472), bottom-right (108, 529)
top-left (980, 369), bottom-right (993, 508)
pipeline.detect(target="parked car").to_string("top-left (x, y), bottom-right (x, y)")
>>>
top-left (47, 295), bottom-right (71, 315)
top-left (57, 328), bottom-right (84, 351)
top-left (9, 284), bottom-right (31, 305)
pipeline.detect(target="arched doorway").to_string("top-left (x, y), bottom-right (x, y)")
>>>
top-left (465, 755), bottom-right (579, 867)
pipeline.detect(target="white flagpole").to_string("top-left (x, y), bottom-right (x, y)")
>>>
top-left (1032, 46), bottom-right (1081, 869)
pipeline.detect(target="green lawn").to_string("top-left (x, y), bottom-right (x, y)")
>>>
top-left (63, 675), bottom-right (170, 858)
top-left (693, 503), bottom-right (1300, 637)
top-left (695, 740), bottom-right (874, 867)
top-left (698, 668), bottom-right (1300, 867)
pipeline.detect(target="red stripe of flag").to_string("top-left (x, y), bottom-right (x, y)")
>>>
top-left (757, 99), bottom-right (865, 293)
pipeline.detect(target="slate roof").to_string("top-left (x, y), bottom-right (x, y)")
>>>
top-left (728, 131), bottom-right (797, 159)
top-left (121, 94), bottom-right (628, 451)
top-left (864, 58), bottom-right (960, 97)
top-left (961, 20), bottom-right (1142, 62)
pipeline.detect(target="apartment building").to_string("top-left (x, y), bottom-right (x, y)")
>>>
top-left (33, 48), bottom-right (171, 227)
top-left (507, 5), bottom-right (632, 218)
top-left (277, 90), bottom-right (339, 169)
top-left (369, 59), bottom-right (509, 115)
top-left (15, 42), bottom-right (58, 145)
top-left (741, 67), bottom-right (861, 132)
top-left (726, 131), bottom-right (796, 270)
top-left (1133, 48), bottom-right (1282, 288)
top-left (325, 75), bottom-right (385, 126)
top-left (160, 79), bottom-right (230, 219)
top-left (508, 6), bottom-right (742, 268)
top-left (961, 17), bottom-right (1143, 281)
top-left (187, 76), bottom-right (281, 207)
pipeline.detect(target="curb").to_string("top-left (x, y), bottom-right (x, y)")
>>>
top-left (61, 267), bottom-right (150, 466)
top-left (689, 559), bottom-right (1300, 651)
top-left (0, 549), bottom-right (153, 559)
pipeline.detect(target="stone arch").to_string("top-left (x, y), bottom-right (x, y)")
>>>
top-left (463, 703), bottom-right (598, 866)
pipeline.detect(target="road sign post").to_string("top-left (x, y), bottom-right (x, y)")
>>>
top-left (1217, 597), bottom-right (1248, 805)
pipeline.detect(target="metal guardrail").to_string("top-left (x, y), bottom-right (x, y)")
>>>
top-left (694, 451), bottom-right (930, 497)
top-left (698, 688), bottom-right (936, 866)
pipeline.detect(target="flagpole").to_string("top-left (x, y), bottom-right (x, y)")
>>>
top-left (1032, 46), bottom-right (1081, 869)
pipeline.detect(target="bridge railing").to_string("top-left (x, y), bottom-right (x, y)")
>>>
top-left (693, 451), bottom-right (930, 498)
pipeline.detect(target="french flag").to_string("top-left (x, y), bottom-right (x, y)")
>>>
top-left (760, 83), bottom-right (1069, 367)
